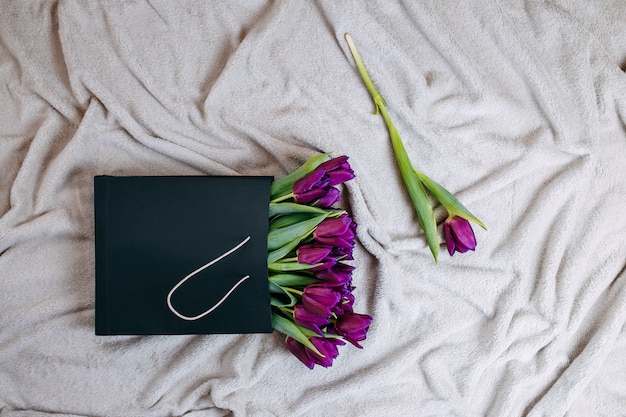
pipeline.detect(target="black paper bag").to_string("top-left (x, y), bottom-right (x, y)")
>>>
top-left (94, 175), bottom-right (273, 335)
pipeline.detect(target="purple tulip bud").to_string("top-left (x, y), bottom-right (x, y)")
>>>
top-left (297, 244), bottom-right (333, 265)
top-left (292, 156), bottom-right (355, 207)
top-left (313, 263), bottom-right (354, 286)
top-left (293, 186), bottom-right (331, 206)
top-left (309, 336), bottom-right (345, 367)
top-left (285, 337), bottom-right (316, 369)
top-left (293, 168), bottom-right (328, 194)
top-left (318, 156), bottom-right (355, 186)
top-left (293, 304), bottom-right (329, 336)
top-left (297, 243), bottom-right (346, 269)
top-left (314, 214), bottom-right (357, 250)
top-left (302, 284), bottom-right (342, 317)
top-left (443, 216), bottom-right (477, 256)
top-left (334, 312), bottom-right (372, 348)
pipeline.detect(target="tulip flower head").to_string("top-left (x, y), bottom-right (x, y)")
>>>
top-left (313, 263), bottom-right (354, 286)
top-left (293, 304), bottom-right (330, 336)
top-left (296, 242), bottom-right (352, 270)
top-left (443, 216), bottom-right (477, 256)
top-left (314, 214), bottom-right (357, 250)
top-left (292, 156), bottom-right (355, 207)
top-left (302, 284), bottom-right (342, 317)
top-left (333, 312), bottom-right (372, 348)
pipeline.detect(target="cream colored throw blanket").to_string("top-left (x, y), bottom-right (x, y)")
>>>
top-left (2, 1), bottom-right (626, 416)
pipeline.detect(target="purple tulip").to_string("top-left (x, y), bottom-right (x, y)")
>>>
top-left (285, 337), bottom-right (316, 369)
top-left (297, 244), bottom-right (333, 265)
top-left (293, 156), bottom-right (355, 207)
top-left (313, 263), bottom-right (354, 286)
top-left (293, 304), bottom-right (329, 336)
top-left (443, 216), bottom-right (477, 256)
top-left (302, 284), bottom-right (342, 317)
top-left (309, 336), bottom-right (345, 367)
top-left (285, 336), bottom-right (345, 369)
top-left (297, 243), bottom-right (348, 270)
top-left (314, 214), bottom-right (357, 250)
top-left (318, 156), bottom-right (355, 186)
top-left (333, 312), bottom-right (372, 348)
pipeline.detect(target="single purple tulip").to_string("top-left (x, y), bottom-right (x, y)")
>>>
top-left (293, 169), bottom-right (331, 203)
top-left (309, 336), bottom-right (345, 367)
top-left (285, 337), bottom-right (316, 369)
top-left (292, 156), bottom-right (355, 207)
top-left (297, 243), bottom-right (347, 270)
top-left (443, 216), bottom-right (477, 256)
top-left (297, 243), bottom-right (333, 265)
top-left (314, 214), bottom-right (357, 250)
top-left (293, 304), bottom-right (329, 336)
top-left (313, 263), bottom-right (354, 286)
top-left (302, 284), bottom-right (342, 317)
top-left (317, 156), bottom-right (355, 186)
top-left (333, 312), bottom-right (372, 348)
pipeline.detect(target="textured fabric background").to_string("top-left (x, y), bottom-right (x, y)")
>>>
top-left (1, 1), bottom-right (626, 416)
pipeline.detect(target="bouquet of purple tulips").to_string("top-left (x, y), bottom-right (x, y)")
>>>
top-left (268, 154), bottom-right (372, 369)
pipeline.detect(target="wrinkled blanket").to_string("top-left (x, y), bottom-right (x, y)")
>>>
top-left (2, 1), bottom-right (626, 416)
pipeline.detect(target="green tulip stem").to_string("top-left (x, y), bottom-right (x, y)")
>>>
top-left (345, 33), bottom-right (440, 262)
top-left (270, 193), bottom-right (295, 204)
top-left (344, 33), bottom-right (384, 115)
top-left (284, 287), bottom-right (304, 296)
top-left (280, 306), bottom-right (295, 315)
top-left (278, 257), bottom-right (298, 263)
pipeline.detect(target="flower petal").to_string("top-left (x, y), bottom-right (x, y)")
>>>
top-left (297, 244), bottom-right (333, 265)
top-left (316, 216), bottom-right (352, 237)
top-left (294, 304), bottom-right (329, 336)
top-left (293, 168), bottom-right (327, 194)
top-left (285, 337), bottom-right (315, 369)
top-left (318, 155), bottom-right (349, 171)
top-left (314, 187), bottom-right (340, 207)
top-left (313, 263), bottom-right (354, 285)
top-left (327, 168), bottom-right (355, 186)
top-left (294, 187), bottom-right (330, 204)
top-left (443, 220), bottom-right (456, 256)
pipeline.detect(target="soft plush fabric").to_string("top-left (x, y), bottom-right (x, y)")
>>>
top-left (1, 1), bottom-right (626, 416)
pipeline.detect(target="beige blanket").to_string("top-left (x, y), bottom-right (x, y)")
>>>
top-left (2, 1), bottom-right (626, 416)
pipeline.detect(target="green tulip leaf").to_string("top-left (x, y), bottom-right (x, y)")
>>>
top-left (268, 261), bottom-right (321, 272)
top-left (267, 214), bottom-right (327, 251)
top-left (417, 171), bottom-right (487, 230)
top-left (267, 237), bottom-right (302, 265)
top-left (269, 202), bottom-right (332, 218)
top-left (269, 273), bottom-right (319, 287)
top-left (269, 281), bottom-right (298, 308)
top-left (272, 312), bottom-right (323, 356)
top-left (269, 213), bottom-right (316, 231)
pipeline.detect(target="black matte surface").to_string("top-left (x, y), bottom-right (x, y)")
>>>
top-left (94, 176), bottom-right (273, 335)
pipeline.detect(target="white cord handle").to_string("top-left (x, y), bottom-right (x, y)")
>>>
top-left (166, 236), bottom-right (251, 321)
